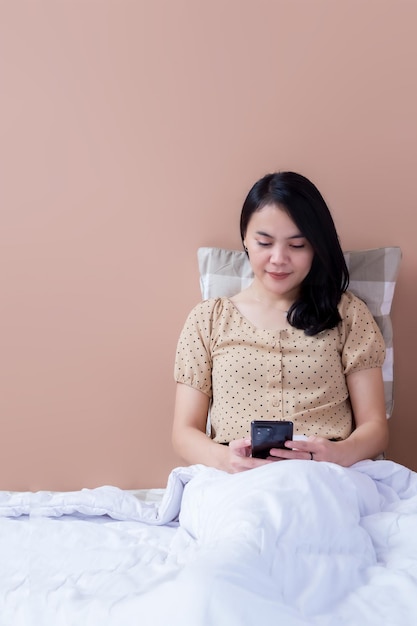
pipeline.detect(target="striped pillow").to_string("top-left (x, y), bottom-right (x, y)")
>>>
top-left (197, 246), bottom-right (401, 418)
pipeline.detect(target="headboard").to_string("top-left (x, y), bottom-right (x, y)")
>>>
top-left (197, 246), bottom-right (402, 419)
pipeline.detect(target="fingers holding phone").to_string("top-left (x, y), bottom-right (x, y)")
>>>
top-left (227, 437), bottom-right (275, 472)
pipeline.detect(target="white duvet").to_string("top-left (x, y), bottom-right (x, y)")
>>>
top-left (1, 459), bottom-right (417, 626)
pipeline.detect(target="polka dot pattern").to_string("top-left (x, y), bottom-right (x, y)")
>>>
top-left (174, 291), bottom-right (385, 443)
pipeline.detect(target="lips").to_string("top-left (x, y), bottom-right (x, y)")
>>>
top-left (267, 271), bottom-right (291, 280)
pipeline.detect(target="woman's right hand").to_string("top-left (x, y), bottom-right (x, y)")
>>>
top-left (225, 438), bottom-right (277, 473)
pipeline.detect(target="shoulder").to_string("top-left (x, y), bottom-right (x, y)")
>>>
top-left (338, 290), bottom-right (384, 349)
top-left (338, 291), bottom-right (385, 371)
top-left (185, 297), bottom-right (232, 319)
top-left (338, 290), bottom-right (375, 320)
top-left (176, 297), bottom-right (235, 354)
top-left (180, 297), bottom-right (235, 331)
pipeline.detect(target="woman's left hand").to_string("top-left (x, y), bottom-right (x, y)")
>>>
top-left (269, 436), bottom-right (343, 465)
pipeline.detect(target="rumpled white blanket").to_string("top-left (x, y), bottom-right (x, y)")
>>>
top-left (0, 464), bottom-right (201, 524)
top-left (1, 459), bottom-right (417, 626)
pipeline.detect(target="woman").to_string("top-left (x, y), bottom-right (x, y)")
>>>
top-left (172, 172), bottom-right (388, 472)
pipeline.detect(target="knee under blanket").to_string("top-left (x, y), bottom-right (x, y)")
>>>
top-left (141, 459), bottom-right (417, 625)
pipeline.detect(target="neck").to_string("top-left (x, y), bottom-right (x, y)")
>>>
top-left (248, 284), bottom-right (294, 312)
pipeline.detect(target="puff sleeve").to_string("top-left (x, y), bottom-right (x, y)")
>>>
top-left (174, 298), bottom-right (219, 397)
top-left (339, 292), bottom-right (386, 376)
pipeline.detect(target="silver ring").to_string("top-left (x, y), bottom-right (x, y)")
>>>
top-left (310, 452), bottom-right (314, 460)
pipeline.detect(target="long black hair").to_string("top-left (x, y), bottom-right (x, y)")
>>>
top-left (240, 171), bottom-right (349, 336)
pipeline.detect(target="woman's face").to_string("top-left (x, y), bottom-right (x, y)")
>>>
top-left (243, 203), bottom-right (314, 301)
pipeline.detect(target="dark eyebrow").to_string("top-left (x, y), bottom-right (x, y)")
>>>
top-left (255, 230), bottom-right (305, 239)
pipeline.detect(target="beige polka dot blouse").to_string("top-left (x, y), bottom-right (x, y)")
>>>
top-left (174, 291), bottom-right (385, 442)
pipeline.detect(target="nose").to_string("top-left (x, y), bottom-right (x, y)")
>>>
top-left (270, 245), bottom-right (288, 264)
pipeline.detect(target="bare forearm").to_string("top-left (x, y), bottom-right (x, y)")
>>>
top-left (172, 426), bottom-right (229, 470)
top-left (172, 425), bottom-right (273, 473)
top-left (336, 420), bottom-right (389, 466)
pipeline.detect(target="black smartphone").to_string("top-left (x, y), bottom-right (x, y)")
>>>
top-left (251, 420), bottom-right (294, 458)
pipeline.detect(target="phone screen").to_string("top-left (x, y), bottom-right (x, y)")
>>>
top-left (251, 420), bottom-right (294, 458)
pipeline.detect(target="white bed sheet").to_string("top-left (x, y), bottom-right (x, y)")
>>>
top-left (1, 459), bottom-right (417, 626)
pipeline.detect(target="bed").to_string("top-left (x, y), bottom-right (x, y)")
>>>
top-left (3, 245), bottom-right (417, 626)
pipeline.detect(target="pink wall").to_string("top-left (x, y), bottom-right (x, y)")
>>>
top-left (1, 1), bottom-right (416, 490)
